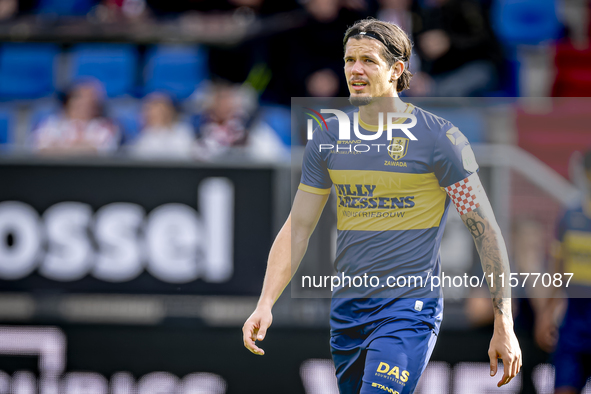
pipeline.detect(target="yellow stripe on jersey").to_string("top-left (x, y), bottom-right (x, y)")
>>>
top-left (563, 230), bottom-right (591, 285)
top-left (298, 183), bottom-right (332, 195)
top-left (327, 169), bottom-right (447, 231)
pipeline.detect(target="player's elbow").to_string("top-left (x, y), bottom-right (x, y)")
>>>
top-left (289, 219), bottom-right (314, 245)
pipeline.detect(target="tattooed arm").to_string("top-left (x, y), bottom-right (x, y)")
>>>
top-left (446, 173), bottom-right (522, 387)
top-left (463, 204), bottom-right (512, 319)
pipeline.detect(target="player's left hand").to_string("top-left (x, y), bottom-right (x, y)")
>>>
top-left (488, 319), bottom-right (522, 387)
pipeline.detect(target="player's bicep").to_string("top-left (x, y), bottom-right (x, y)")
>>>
top-left (445, 173), bottom-right (498, 239)
top-left (290, 189), bottom-right (330, 241)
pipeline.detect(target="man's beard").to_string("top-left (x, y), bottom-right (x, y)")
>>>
top-left (349, 95), bottom-right (373, 106)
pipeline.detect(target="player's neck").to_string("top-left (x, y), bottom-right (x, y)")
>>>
top-left (358, 96), bottom-right (406, 126)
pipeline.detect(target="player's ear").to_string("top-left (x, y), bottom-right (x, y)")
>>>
top-left (389, 66), bottom-right (396, 83)
top-left (390, 61), bottom-right (404, 83)
top-left (395, 61), bottom-right (404, 78)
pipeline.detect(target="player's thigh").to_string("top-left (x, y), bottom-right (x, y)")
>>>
top-left (359, 330), bottom-right (437, 394)
top-left (332, 345), bottom-right (366, 394)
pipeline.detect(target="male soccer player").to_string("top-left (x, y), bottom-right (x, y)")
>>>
top-left (535, 150), bottom-right (591, 394)
top-left (243, 18), bottom-right (521, 393)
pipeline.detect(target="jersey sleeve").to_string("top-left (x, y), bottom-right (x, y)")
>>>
top-left (432, 126), bottom-right (479, 188)
top-left (551, 210), bottom-right (569, 261)
top-left (299, 128), bottom-right (332, 195)
top-left (555, 210), bottom-right (569, 243)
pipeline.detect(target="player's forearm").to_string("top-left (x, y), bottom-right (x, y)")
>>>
top-left (257, 218), bottom-right (309, 309)
top-left (466, 207), bottom-right (513, 322)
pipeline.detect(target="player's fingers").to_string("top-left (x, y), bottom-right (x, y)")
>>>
top-left (511, 349), bottom-right (521, 379)
top-left (511, 355), bottom-right (518, 379)
top-left (242, 321), bottom-right (265, 355)
top-left (499, 357), bottom-right (514, 387)
top-left (488, 349), bottom-right (498, 377)
top-left (513, 352), bottom-right (522, 378)
top-left (256, 319), bottom-right (272, 341)
top-left (242, 320), bottom-right (255, 340)
top-left (243, 335), bottom-right (265, 355)
top-left (243, 326), bottom-right (264, 355)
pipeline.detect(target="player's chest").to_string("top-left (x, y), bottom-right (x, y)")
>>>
top-left (326, 136), bottom-right (432, 174)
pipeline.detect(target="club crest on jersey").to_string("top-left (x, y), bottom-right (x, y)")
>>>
top-left (388, 137), bottom-right (409, 161)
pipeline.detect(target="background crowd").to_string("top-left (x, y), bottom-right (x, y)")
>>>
top-left (0, 0), bottom-right (587, 160)
top-left (0, 1), bottom-right (590, 393)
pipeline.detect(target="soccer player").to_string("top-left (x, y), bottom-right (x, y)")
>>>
top-left (243, 18), bottom-right (521, 393)
top-left (535, 150), bottom-right (591, 394)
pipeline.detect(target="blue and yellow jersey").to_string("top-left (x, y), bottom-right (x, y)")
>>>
top-left (554, 204), bottom-right (591, 342)
top-left (299, 103), bottom-right (477, 333)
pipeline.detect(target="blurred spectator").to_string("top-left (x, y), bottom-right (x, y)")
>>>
top-left (30, 80), bottom-right (119, 155)
top-left (377, 0), bottom-right (414, 35)
top-left (0, 0), bottom-right (16, 20)
top-left (194, 82), bottom-right (286, 160)
top-left (411, 0), bottom-right (503, 96)
top-left (305, 68), bottom-right (340, 97)
top-left (146, 0), bottom-right (227, 15)
top-left (376, 0), bottom-right (422, 83)
top-left (130, 92), bottom-right (195, 159)
top-left (0, 0), bottom-right (36, 19)
top-left (535, 150), bottom-right (591, 394)
top-left (263, 0), bottom-right (371, 103)
top-left (91, 0), bottom-right (148, 22)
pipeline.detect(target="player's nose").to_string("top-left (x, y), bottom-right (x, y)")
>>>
top-left (350, 60), bottom-right (365, 75)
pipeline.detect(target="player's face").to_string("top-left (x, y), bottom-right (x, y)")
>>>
top-left (344, 38), bottom-right (394, 103)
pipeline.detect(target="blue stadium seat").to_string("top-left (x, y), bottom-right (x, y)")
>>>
top-left (144, 45), bottom-right (208, 100)
top-left (491, 0), bottom-right (562, 45)
top-left (260, 105), bottom-right (291, 146)
top-left (0, 105), bottom-right (14, 145)
top-left (36, 0), bottom-right (98, 16)
top-left (0, 44), bottom-right (59, 100)
top-left (69, 44), bottom-right (138, 97)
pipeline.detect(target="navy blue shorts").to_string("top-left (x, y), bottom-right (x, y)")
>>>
top-left (554, 326), bottom-right (591, 391)
top-left (331, 319), bottom-right (438, 394)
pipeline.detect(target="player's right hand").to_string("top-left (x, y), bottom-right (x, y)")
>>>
top-left (242, 307), bottom-right (273, 356)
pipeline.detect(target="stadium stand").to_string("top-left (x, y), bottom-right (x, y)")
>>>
top-left (68, 44), bottom-right (138, 98)
top-left (0, 44), bottom-right (59, 100)
top-left (144, 45), bottom-right (208, 100)
top-left (35, 0), bottom-right (98, 16)
top-left (0, 105), bottom-right (14, 145)
top-left (491, 0), bottom-right (562, 45)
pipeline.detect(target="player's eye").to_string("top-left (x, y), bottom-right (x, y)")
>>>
top-left (365, 59), bottom-right (374, 63)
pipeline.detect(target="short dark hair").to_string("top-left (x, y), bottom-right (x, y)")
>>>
top-left (343, 18), bottom-right (413, 92)
top-left (584, 150), bottom-right (591, 172)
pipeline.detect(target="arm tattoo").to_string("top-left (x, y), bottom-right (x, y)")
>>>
top-left (464, 206), bottom-right (512, 318)
top-left (465, 218), bottom-right (485, 238)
